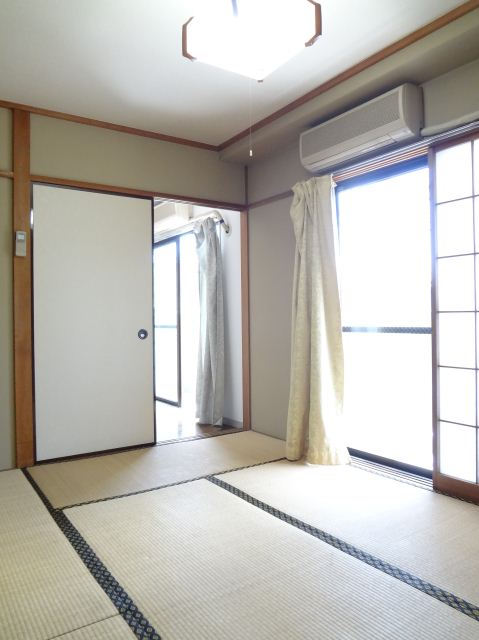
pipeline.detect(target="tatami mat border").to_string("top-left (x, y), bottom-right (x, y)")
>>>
top-left (22, 469), bottom-right (163, 640)
top-left (59, 457), bottom-right (287, 510)
top-left (207, 475), bottom-right (479, 623)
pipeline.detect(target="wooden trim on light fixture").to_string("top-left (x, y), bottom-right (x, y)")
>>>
top-left (305, 1), bottom-right (322, 47)
top-left (13, 110), bottom-right (35, 468)
top-left (182, 17), bottom-right (196, 61)
top-left (218, 0), bottom-right (479, 150)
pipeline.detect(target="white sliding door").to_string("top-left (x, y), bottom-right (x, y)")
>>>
top-left (33, 185), bottom-right (155, 461)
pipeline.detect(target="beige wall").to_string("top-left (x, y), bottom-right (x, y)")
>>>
top-left (422, 58), bottom-right (479, 135)
top-left (247, 143), bottom-right (308, 438)
top-left (0, 108), bottom-right (12, 171)
top-left (0, 178), bottom-right (14, 470)
top-left (31, 116), bottom-right (245, 204)
top-left (0, 107), bottom-right (14, 470)
top-left (248, 195), bottom-right (296, 439)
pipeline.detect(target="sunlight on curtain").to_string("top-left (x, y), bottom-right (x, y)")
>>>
top-left (286, 175), bottom-right (349, 464)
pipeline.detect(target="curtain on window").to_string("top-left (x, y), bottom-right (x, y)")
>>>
top-left (194, 218), bottom-right (224, 425)
top-left (286, 175), bottom-right (349, 464)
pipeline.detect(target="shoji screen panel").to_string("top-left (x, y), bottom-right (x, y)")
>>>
top-left (433, 136), bottom-right (479, 501)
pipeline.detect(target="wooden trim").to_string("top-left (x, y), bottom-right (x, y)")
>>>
top-left (218, 0), bottom-right (479, 150)
top-left (248, 190), bottom-right (293, 210)
top-left (434, 473), bottom-right (479, 504)
top-left (429, 147), bottom-right (440, 497)
top-left (13, 110), bottom-right (34, 468)
top-left (31, 175), bottom-right (245, 211)
top-left (240, 210), bottom-right (251, 430)
top-left (0, 169), bottom-right (14, 179)
top-left (182, 17), bottom-right (196, 61)
top-left (305, 1), bottom-right (322, 47)
top-left (0, 99), bottom-right (217, 152)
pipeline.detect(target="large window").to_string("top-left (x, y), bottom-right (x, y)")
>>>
top-left (337, 159), bottom-right (432, 470)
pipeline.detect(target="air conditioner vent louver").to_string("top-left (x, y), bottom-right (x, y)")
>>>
top-left (300, 84), bottom-right (423, 173)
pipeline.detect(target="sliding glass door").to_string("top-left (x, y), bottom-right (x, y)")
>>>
top-left (337, 160), bottom-right (432, 471)
top-left (432, 135), bottom-right (479, 501)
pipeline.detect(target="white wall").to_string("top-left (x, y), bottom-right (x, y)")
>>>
top-left (220, 210), bottom-right (243, 426)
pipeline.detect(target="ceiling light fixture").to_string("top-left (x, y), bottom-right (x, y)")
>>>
top-left (182, 0), bottom-right (322, 82)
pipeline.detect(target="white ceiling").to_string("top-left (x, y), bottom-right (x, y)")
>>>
top-left (0, 0), bottom-right (474, 146)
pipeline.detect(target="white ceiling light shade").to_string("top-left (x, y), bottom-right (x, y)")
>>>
top-left (182, 0), bottom-right (322, 81)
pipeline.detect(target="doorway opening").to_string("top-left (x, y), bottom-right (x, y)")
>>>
top-left (153, 200), bottom-right (244, 442)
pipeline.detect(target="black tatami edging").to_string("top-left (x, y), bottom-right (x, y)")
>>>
top-left (22, 469), bottom-right (163, 640)
top-left (207, 475), bottom-right (479, 624)
top-left (60, 457), bottom-right (287, 510)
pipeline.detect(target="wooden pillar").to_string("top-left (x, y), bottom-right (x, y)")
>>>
top-left (13, 109), bottom-right (34, 467)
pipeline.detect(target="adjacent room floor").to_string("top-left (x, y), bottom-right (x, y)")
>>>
top-left (2, 431), bottom-right (479, 639)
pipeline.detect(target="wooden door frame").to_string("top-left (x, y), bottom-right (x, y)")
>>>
top-left (12, 110), bottom-right (250, 467)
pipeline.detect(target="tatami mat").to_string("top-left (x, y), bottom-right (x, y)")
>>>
top-left (0, 470), bottom-right (118, 640)
top-left (219, 460), bottom-right (479, 604)
top-left (28, 431), bottom-right (285, 509)
top-left (66, 478), bottom-right (479, 640)
top-left (55, 616), bottom-right (135, 639)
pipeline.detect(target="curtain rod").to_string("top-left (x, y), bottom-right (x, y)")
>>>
top-left (154, 210), bottom-right (230, 242)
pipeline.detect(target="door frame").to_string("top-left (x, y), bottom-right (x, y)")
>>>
top-left (153, 235), bottom-right (182, 407)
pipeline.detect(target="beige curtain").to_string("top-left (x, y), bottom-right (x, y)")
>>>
top-left (286, 175), bottom-right (350, 465)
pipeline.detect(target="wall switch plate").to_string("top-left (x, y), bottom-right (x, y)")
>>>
top-left (15, 230), bottom-right (27, 257)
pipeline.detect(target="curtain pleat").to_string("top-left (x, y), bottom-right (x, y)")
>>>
top-left (194, 218), bottom-right (224, 425)
top-left (286, 175), bottom-right (350, 465)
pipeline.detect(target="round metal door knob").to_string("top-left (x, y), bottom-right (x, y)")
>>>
top-left (137, 329), bottom-right (148, 340)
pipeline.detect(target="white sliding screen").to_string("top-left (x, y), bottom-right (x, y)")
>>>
top-left (432, 134), bottom-right (479, 502)
top-left (33, 185), bottom-right (155, 461)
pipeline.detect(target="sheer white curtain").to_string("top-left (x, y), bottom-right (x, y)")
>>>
top-left (194, 218), bottom-right (224, 425)
top-left (286, 175), bottom-right (350, 465)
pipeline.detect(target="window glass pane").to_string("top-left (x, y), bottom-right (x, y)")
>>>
top-left (344, 333), bottom-right (432, 469)
top-left (154, 241), bottom-right (177, 326)
top-left (436, 199), bottom-right (474, 257)
top-left (438, 312), bottom-right (475, 368)
top-left (338, 167), bottom-right (430, 326)
top-left (154, 327), bottom-right (178, 402)
top-left (437, 255), bottom-right (475, 311)
top-left (439, 422), bottom-right (476, 482)
top-left (439, 367), bottom-right (476, 426)
top-left (435, 142), bottom-right (473, 203)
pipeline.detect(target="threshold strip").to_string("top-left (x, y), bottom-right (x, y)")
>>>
top-left (59, 457), bottom-right (286, 510)
top-left (350, 456), bottom-right (433, 491)
top-left (22, 469), bottom-right (162, 640)
top-left (207, 476), bottom-right (479, 623)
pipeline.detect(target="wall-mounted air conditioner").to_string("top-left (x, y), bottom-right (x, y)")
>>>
top-left (299, 83), bottom-right (423, 173)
